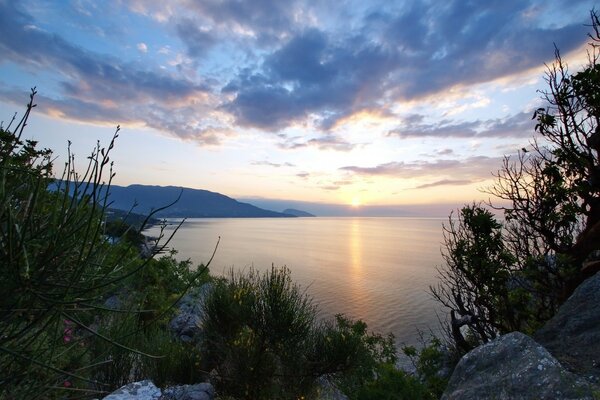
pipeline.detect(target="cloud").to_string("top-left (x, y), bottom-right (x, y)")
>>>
top-left (175, 18), bottom-right (217, 58)
top-left (2, 0), bottom-right (591, 144)
top-left (278, 133), bottom-right (357, 152)
top-left (415, 179), bottom-right (474, 189)
top-left (340, 155), bottom-right (503, 181)
top-left (0, 2), bottom-right (232, 145)
top-left (224, 28), bottom-right (396, 129)
top-left (220, 0), bottom-right (588, 131)
top-left (180, 0), bottom-right (299, 45)
top-left (251, 160), bottom-right (295, 167)
top-left (137, 42), bottom-right (148, 53)
top-left (388, 111), bottom-right (534, 139)
top-left (320, 185), bottom-right (340, 191)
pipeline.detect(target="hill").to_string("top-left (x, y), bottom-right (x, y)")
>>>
top-left (282, 208), bottom-right (315, 217)
top-left (106, 184), bottom-right (295, 218)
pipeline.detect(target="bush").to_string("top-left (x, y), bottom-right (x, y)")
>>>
top-left (201, 266), bottom-right (398, 399)
top-left (433, 11), bottom-right (600, 355)
top-left (89, 312), bottom-right (204, 390)
top-left (0, 89), bottom-right (198, 398)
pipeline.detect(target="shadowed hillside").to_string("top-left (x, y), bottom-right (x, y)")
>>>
top-left (107, 184), bottom-right (295, 218)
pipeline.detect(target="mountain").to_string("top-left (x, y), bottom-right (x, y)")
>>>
top-left (106, 184), bottom-right (295, 218)
top-left (282, 208), bottom-right (315, 217)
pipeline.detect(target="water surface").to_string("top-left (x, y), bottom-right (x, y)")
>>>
top-left (145, 217), bottom-right (446, 347)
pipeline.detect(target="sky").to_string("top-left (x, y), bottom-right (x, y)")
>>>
top-left (0, 0), bottom-right (597, 214)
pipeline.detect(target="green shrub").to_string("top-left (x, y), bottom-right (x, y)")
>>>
top-left (201, 266), bottom-right (398, 400)
top-left (202, 266), bottom-right (316, 399)
top-left (0, 90), bottom-right (188, 398)
top-left (349, 363), bottom-right (432, 400)
top-left (89, 312), bottom-right (203, 391)
top-left (429, 11), bottom-right (600, 371)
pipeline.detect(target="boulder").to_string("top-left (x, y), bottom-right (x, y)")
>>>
top-left (313, 377), bottom-right (349, 400)
top-left (441, 332), bottom-right (596, 400)
top-left (170, 283), bottom-right (213, 342)
top-left (161, 382), bottom-right (215, 400)
top-left (103, 380), bottom-right (161, 400)
top-left (535, 271), bottom-right (600, 383)
top-left (103, 381), bottom-right (215, 400)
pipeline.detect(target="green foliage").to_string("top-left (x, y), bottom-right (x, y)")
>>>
top-left (402, 337), bottom-right (449, 398)
top-left (0, 90), bottom-right (196, 398)
top-left (432, 204), bottom-right (523, 351)
top-left (105, 218), bottom-right (147, 247)
top-left (342, 336), bottom-right (448, 400)
top-left (350, 363), bottom-right (432, 400)
top-left (202, 266), bottom-right (316, 399)
top-left (493, 11), bottom-right (600, 291)
top-left (126, 252), bottom-right (209, 323)
top-left (89, 312), bottom-right (203, 391)
top-left (201, 267), bottom-right (398, 400)
top-left (433, 11), bottom-right (600, 358)
top-left (325, 316), bottom-right (396, 392)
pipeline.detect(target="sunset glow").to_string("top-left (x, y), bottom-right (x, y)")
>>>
top-left (0, 1), bottom-right (594, 215)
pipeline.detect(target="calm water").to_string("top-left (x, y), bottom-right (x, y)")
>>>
top-left (145, 217), bottom-right (446, 348)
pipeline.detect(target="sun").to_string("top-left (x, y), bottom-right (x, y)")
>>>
top-left (351, 197), bottom-right (362, 207)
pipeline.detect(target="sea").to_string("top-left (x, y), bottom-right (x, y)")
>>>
top-left (144, 217), bottom-right (447, 350)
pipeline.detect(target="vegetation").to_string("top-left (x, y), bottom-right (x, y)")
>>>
top-left (4, 10), bottom-right (599, 400)
top-left (433, 11), bottom-right (600, 354)
top-left (0, 90), bottom-right (440, 400)
top-left (0, 89), bottom-right (208, 398)
top-left (201, 266), bottom-right (404, 399)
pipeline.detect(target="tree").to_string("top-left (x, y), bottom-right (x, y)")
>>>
top-left (431, 205), bottom-right (521, 352)
top-left (489, 11), bottom-right (600, 303)
top-left (433, 11), bottom-right (600, 353)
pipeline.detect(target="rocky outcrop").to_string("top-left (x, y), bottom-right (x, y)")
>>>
top-left (169, 283), bottom-right (213, 343)
top-left (313, 377), bottom-right (349, 400)
top-left (103, 381), bottom-right (215, 400)
top-left (442, 332), bottom-right (596, 399)
top-left (442, 272), bottom-right (600, 399)
top-left (161, 383), bottom-right (215, 400)
top-left (103, 380), bottom-right (161, 400)
top-left (535, 271), bottom-right (600, 383)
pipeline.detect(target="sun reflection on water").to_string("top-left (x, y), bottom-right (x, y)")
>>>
top-left (348, 218), bottom-right (372, 316)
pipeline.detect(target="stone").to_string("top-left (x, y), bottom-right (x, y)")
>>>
top-left (441, 332), bottom-right (596, 400)
top-left (160, 382), bottom-right (215, 400)
top-left (313, 377), bottom-right (349, 400)
top-left (169, 283), bottom-right (213, 342)
top-left (103, 380), bottom-right (161, 400)
top-left (535, 271), bottom-right (600, 383)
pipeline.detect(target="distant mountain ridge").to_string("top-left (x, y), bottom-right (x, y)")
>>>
top-left (282, 208), bottom-right (315, 217)
top-left (106, 184), bottom-right (295, 218)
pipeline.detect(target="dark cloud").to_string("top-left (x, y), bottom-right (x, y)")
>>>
top-left (222, 0), bottom-right (588, 130)
top-left (176, 18), bottom-right (217, 58)
top-left (0, 4), bottom-right (205, 102)
top-left (224, 27), bottom-right (396, 129)
top-left (388, 111), bottom-right (534, 139)
top-left (415, 179), bottom-right (474, 189)
top-left (2, 0), bottom-right (592, 144)
top-left (278, 134), bottom-right (357, 152)
top-left (340, 156), bottom-right (503, 180)
top-left (0, 2), bottom-right (228, 145)
top-left (182, 0), bottom-right (296, 45)
top-left (266, 30), bottom-right (335, 85)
